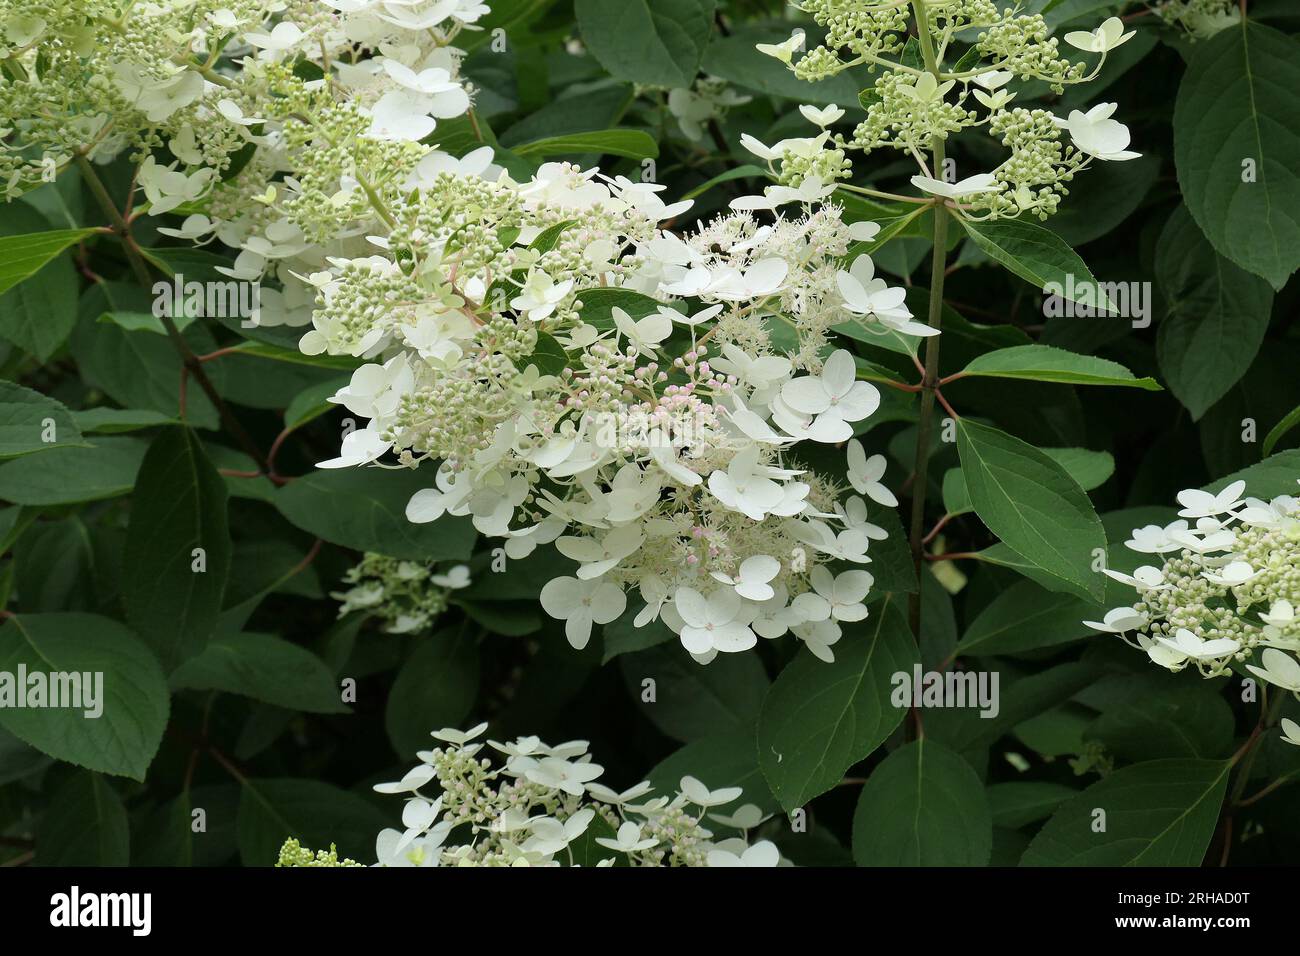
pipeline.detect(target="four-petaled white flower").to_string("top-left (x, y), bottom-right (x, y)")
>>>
top-left (910, 172), bottom-right (1000, 200)
top-left (540, 576), bottom-right (627, 649)
top-left (847, 439), bottom-right (898, 506)
top-left (711, 554), bottom-right (781, 601)
top-left (837, 255), bottom-right (933, 337)
top-left (1245, 648), bottom-right (1300, 692)
top-left (779, 350), bottom-right (882, 442)
top-left (707, 839), bottom-right (780, 867)
top-left (673, 587), bottom-right (757, 655)
top-left (594, 821), bottom-right (659, 854)
top-left (1065, 17), bottom-right (1136, 54)
top-left (1054, 103), bottom-right (1141, 161)
top-left (511, 269), bottom-right (573, 320)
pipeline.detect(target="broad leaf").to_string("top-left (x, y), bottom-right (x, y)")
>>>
top-left (170, 632), bottom-right (346, 714)
top-left (757, 595), bottom-right (917, 812)
top-left (1154, 206), bottom-right (1274, 419)
top-left (851, 739), bottom-right (991, 866)
top-left (385, 628), bottom-right (480, 757)
top-left (0, 228), bottom-right (98, 297)
top-left (1021, 759), bottom-right (1231, 866)
top-left (960, 218), bottom-right (1112, 309)
top-left (0, 613), bottom-right (169, 781)
top-left (957, 344), bottom-right (1159, 390)
top-left (123, 427), bottom-right (232, 672)
top-left (575, 0), bottom-right (716, 88)
top-left (274, 468), bottom-right (476, 562)
top-left (955, 419), bottom-right (1107, 601)
top-left (1174, 20), bottom-right (1300, 289)
top-left (514, 129), bottom-right (659, 160)
top-left (0, 381), bottom-right (86, 459)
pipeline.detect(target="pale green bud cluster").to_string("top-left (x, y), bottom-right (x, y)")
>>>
top-left (276, 840), bottom-right (363, 867)
top-left (1157, 0), bottom-right (1241, 40)
top-left (331, 554), bottom-right (465, 634)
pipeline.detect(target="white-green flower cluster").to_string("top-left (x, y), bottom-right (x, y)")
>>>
top-left (667, 77), bottom-right (752, 143)
top-left (754, 3), bottom-right (1143, 221)
top-left (276, 840), bottom-right (363, 867)
top-left (1086, 478), bottom-right (1300, 740)
top-left (331, 553), bottom-right (469, 633)
top-left (364, 723), bottom-right (782, 867)
top-left (1, 1), bottom-right (917, 666)
top-left (1157, 0), bottom-right (1241, 40)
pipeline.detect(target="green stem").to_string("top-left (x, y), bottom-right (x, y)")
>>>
top-left (906, 0), bottom-right (950, 638)
top-left (75, 153), bottom-right (269, 470)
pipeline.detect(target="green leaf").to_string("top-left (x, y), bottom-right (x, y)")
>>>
top-left (620, 644), bottom-right (768, 743)
top-left (1155, 206), bottom-right (1275, 420)
top-left (0, 613), bottom-right (170, 780)
top-left (384, 628), bottom-right (480, 757)
top-left (0, 435), bottom-right (147, 505)
top-left (1021, 759), bottom-right (1231, 866)
top-left (223, 340), bottom-right (359, 371)
top-left (575, 0), bottom-right (716, 88)
top-left (1174, 20), bottom-right (1300, 289)
top-left (97, 310), bottom-right (198, 335)
top-left (72, 407), bottom-right (176, 434)
top-left (123, 427), bottom-right (231, 672)
top-left (514, 129), bottom-right (659, 160)
top-left (170, 632), bottom-right (347, 714)
top-left (958, 580), bottom-right (1098, 656)
top-left (944, 446), bottom-right (1114, 517)
top-left (957, 344), bottom-right (1160, 390)
top-left (600, 606), bottom-right (676, 662)
top-left (1085, 684), bottom-right (1234, 763)
top-left (526, 331), bottom-right (569, 377)
top-left (70, 405), bottom-right (176, 434)
top-left (960, 217), bottom-right (1113, 310)
top-left (680, 164), bottom-right (767, 201)
top-left (70, 282), bottom-right (224, 430)
top-left (987, 782), bottom-right (1078, 829)
top-left (1047, 153), bottom-right (1160, 247)
top-left (0, 205), bottom-right (82, 361)
top-left (956, 419), bottom-right (1107, 602)
top-left (237, 778), bottom-right (389, 866)
top-left (274, 468), bottom-right (476, 562)
top-left (0, 228), bottom-right (98, 296)
top-left (1203, 449), bottom-right (1300, 499)
top-left (925, 660), bottom-right (1101, 755)
top-left (1263, 403), bottom-right (1300, 457)
top-left (757, 595), bottom-right (917, 812)
top-left (283, 376), bottom-right (349, 432)
top-left (575, 287), bottom-right (667, 330)
top-left (851, 738), bottom-right (991, 866)
top-left (35, 772), bottom-right (130, 866)
top-left (0, 381), bottom-right (86, 459)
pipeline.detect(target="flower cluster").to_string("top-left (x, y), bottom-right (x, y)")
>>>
top-left (1156, 0), bottom-right (1241, 40)
top-left (1086, 479), bottom-right (1300, 743)
top-left (276, 841), bottom-right (363, 867)
top-left (1, 1), bottom-right (1140, 668)
top-left (335, 723), bottom-right (782, 867)
top-left (331, 553), bottom-right (470, 634)
top-left (1, 0), bottom-right (913, 665)
top-left (753, 4), bottom-right (1142, 221)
